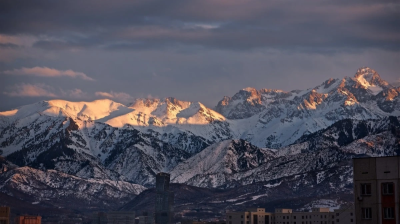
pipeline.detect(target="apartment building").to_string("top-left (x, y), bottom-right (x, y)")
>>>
top-left (0, 207), bottom-right (10, 224)
top-left (227, 207), bottom-right (354, 224)
top-left (107, 211), bottom-right (136, 224)
top-left (15, 216), bottom-right (41, 224)
top-left (353, 156), bottom-right (400, 224)
top-left (155, 172), bottom-right (174, 224)
top-left (273, 207), bottom-right (354, 224)
top-left (226, 208), bottom-right (273, 224)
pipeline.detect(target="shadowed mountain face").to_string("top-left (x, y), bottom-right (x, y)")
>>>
top-left (0, 68), bottom-right (399, 221)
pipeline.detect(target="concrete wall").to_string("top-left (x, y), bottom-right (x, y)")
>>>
top-left (354, 157), bottom-right (400, 224)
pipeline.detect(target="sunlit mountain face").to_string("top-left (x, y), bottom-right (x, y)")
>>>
top-left (1, 68), bottom-right (399, 219)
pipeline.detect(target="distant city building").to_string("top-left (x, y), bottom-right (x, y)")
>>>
top-left (226, 207), bottom-right (354, 224)
top-left (273, 207), bottom-right (354, 224)
top-left (15, 215), bottom-right (41, 224)
top-left (137, 215), bottom-right (153, 224)
top-left (107, 211), bottom-right (136, 224)
top-left (92, 212), bottom-right (108, 224)
top-left (191, 221), bottom-right (226, 224)
top-left (353, 156), bottom-right (400, 224)
top-left (91, 211), bottom-right (136, 224)
top-left (155, 172), bottom-right (174, 224)
top-left (226, 208), bottom-right (273, 224)
top-left (0, 207), bottom-right (10, 224)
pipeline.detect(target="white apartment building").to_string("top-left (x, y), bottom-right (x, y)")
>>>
top-left (227, 207), bottom-right (354, 224)
top-left (273, 207), bottom-right (354, 224)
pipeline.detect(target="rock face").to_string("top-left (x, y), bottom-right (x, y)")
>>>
top-left (171, 117), bottom-right (400, 188)
top-left (0, 67), bottom-right (399, 216)
top-left (0, 98), bottom-right (229, 186)
top-left (0, 160), bottom-right (145, 211)
top-left (216, 67), bottom-right (400, 148)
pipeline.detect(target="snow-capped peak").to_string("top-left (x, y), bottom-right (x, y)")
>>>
top-left (354, 67), bottom-right (389, 90)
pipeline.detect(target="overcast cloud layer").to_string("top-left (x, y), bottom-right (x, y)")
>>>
top-left (0, 0), bottom-right (399, 111)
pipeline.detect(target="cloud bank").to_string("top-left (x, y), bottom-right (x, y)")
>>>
top-left (3, 67), bottom-right (94, 81)
top-left (3, 83), bottom-right (57, 97)
top-left (95, 91), bottom-right (134, 103)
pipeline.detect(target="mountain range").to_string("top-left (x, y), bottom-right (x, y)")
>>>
top-left (0, 67), bottom-right (399, 221)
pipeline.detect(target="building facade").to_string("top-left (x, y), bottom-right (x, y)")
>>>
top-left (353, 156), bottom-right (400, 224)
top-left (226, 208), bottom-right (273, 224)
top-left (155, 172), bottom-right (174, 224)
top-left (137, 215), bottom-right (153, 224)
top-left (227, 207), bottom-right (354, 224)
top-left (107, 211), bottom-right (136, 224)
top-left (273, 207), bottom-right (354, 224)
top-left (0, 207), bottom-right (10, 224)
top-left (15, 216), bottom-right (41, 224)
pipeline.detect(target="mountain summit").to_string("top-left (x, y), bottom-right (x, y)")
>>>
top-left (0, 67), bottom-right (399, 216)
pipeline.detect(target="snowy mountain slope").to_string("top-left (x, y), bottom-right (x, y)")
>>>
top-left (0, 66), bottom-right (399, 189)
top-left (219, 67), bottom-right (400, 148)
top-left (1, 67), bottom-right (398, 153)
top-left (0, 113), bottom-right (197, 186)
top-left (123, 170), bottom-right (354, 220)
top-left (0, 97), bottom-right (232, 143)
top-left (171, 139), bottom-right (275, 186)
top-left (171, 145), bottom-right (351, 188)
top-left (293, 116), bottom-right (400, 152)
top-left (0, 162), bottom-right (146, 210)
top-left (171, 116), bottom-right (400, 188)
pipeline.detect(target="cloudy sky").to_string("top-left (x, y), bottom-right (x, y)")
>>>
top-left (0, 0), bottom-right (399, 111)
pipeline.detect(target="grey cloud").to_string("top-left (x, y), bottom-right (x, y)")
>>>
top-left (1, 0), bottom-right (399, 51)
top-left (0, 0), bottom-right (399, 112)
top-left (0, 43), bottom-right (20, 49)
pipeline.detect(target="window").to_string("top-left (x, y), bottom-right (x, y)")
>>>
top-left (362, 208), bottom-right (372, 219)
top-left (350, 219), bottom-right (353, 222)
top-left (382, 182), bottom-right (394, 195)
top-left (336, 213), bottom-right (339, 216)
top-left (241, 215), bottom-right (243, 218)
top-left (283, 216), bottom-right (285, 219)
top-left (241, 222), bottom-right (243, 224)
top-left (350, 213), bottom-right (353, 216)
top-left (361, 183), bottom-right (372, 195)
top-left (384, 207), bottom-right (395, 219)
top-left (336, 220), bottom-right (339, 222)
top-left (294, 216), bottom-right (296, 219)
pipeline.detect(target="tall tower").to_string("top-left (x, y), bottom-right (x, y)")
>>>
top-left (155, 172), bottom-right (174, 224)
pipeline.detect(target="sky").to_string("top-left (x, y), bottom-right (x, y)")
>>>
top-left (0, 0), bottom-right (399, 111)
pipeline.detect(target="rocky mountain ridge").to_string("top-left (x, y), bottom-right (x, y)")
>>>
top-left (0, 67), bottom-right (399, 218)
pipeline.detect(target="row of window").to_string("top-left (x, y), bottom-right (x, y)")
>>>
top-left (272, 221), bottom-right (353, 224)
top-left (362, 207), bottom-right (394, 219)
top-left (360, 182), bottom-right (394, 195)
top-left (277, 214), bottom-right (353, 220)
